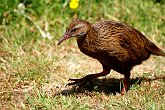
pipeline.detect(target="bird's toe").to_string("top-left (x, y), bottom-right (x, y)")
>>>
top-left (68, 78), bottom-right (80, 81)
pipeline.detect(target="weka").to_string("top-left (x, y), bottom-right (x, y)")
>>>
top-left (58, 19), bottom-right (165, 94)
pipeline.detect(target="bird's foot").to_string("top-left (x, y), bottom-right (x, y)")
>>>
top-left (66, 75), bottom-right (92, 86)
top-left (66, 70), bottom-right (110, 86)
top-left (66, 77), bottom-right (89, 86)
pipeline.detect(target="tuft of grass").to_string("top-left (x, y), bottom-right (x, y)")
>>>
top-left (0, 0), bottom-right (165, 109)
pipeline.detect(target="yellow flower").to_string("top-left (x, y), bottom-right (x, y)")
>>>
top-left (71, 0), bottom-right (80, 2)
top-left (69, 1), bottom-right (79, 9)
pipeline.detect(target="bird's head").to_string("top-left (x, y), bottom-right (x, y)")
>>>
top-left (58, 19), bottom-right (91, 45)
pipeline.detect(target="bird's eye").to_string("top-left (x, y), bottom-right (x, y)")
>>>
top-left (71, 28), bottom-right (78, 32)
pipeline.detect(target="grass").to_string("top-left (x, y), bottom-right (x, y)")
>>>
top-left (0, 0), bottom-right (165, 109)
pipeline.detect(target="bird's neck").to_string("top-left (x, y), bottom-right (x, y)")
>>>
top-left (77, 27), bottom-right (97, 53)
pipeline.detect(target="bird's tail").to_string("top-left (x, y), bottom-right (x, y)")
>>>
top-left (148, 42), bottom-right (165, 56)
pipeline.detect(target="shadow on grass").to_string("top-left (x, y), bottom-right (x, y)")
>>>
top-left (57, 76), bottom-right (165, 95)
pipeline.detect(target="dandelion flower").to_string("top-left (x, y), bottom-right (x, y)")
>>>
top-left (71, 0), bottom-right (80, 2)
top-left (69, 1), bottom-right (79, 9)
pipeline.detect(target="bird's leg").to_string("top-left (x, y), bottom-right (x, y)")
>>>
top-left (121, 72), bottom-right (130, 95)
top-left (67, 69), bottom-right (110, 86)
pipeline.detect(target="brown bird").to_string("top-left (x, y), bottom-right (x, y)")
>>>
top-left (58, 19), bottom-right (165, 95)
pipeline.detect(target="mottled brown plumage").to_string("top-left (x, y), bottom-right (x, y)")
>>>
top-left (58, 19), bottom-right (165, 94)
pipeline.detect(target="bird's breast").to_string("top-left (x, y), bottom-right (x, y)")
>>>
top-left (77, 36), bottom-right (97, 58)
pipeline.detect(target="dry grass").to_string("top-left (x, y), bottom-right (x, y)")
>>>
top-left (0, 41), bottom-right (165, 109)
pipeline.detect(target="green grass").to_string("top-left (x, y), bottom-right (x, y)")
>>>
top-left (0, 0), bottom-right (165, 109)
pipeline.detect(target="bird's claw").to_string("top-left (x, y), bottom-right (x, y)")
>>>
top-left (68, 78), bottom-right (80, 81)
top-left (66, 78), bottom-right (82, 86)
top-left (66, 78), bottom-right (88, 86)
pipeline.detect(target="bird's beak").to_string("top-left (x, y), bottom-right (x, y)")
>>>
top-left (57, 34), bottom-right (70, 45)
